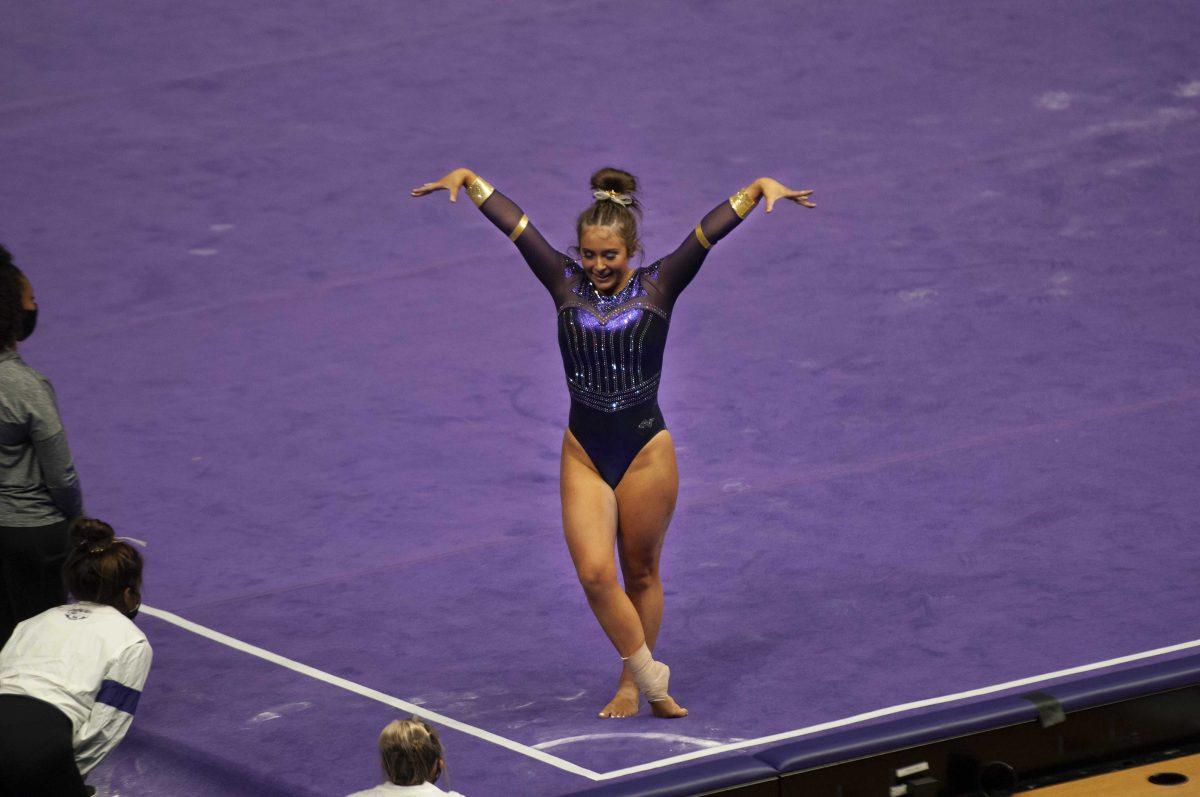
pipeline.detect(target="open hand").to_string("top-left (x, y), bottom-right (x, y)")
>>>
top-left (410, 168), bottom-right (475, 202)
top-left (757, 177), bottom-right (816, 212)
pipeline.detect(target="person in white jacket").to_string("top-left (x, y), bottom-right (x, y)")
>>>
top-left (0, 517), bottom-right (149, 796)
top-left (347, 717), bottom-right (466, 797)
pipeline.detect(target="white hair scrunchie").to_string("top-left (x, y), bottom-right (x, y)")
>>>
top-left (593, 189), bottom-right (633, 207)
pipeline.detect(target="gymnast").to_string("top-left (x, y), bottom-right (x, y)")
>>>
top-left (411, 168), bottom-right (814, 718)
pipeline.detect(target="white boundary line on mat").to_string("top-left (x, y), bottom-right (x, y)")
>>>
top-left (142, 604), bottom-right (1200, 782)
top-left (140, 605), bottom-right (604, 780)
top-left (597, 636), bottom-right (1200, 780)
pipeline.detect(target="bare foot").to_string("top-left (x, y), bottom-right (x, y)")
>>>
top-left (649, 695), bottom-right (688, 718)
top-left (598, 683), bottom-right (640, 718)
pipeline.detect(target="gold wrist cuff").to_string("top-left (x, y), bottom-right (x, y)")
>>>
top-left (729, 189), bottom-right (759, 219)
top-left (694, 223), bottom-right (712, 250)
top-left (466, 176), bottom-right (494, 207)
top-left (509, 214), bottom-right (529, 242)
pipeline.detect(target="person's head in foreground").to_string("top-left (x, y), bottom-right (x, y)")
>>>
top-left (64, 518), bottom-right (143, 619)
top-left (380, 717), bottom-right (446, 787)
top-left (0, 244), bottom-right (38, 350)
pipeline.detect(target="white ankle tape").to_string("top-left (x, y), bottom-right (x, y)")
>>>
top-left (623, 643), bottom-right (670, 702)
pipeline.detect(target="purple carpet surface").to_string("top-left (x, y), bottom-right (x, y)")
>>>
top-left (3, 2), bottom-right (1200, 795)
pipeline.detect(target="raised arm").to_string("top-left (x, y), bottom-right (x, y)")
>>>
top-left (412, 168), bottom-right (570, 294)
top-left (655, 177), bottom-right (815, 300)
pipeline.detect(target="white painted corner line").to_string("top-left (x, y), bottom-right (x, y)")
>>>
top-left (139, 605), bottom-right (603, 780)
top-left (597, 635), bottom-right (1200, 780)
top-left (142, 604), bottom-right (1200, 783)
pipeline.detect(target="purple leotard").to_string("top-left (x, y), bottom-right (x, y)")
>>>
top-left (479, 189), bottom-right (748, 488)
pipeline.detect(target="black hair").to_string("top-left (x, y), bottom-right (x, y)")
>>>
top-left (0, 245), bottom-right (24, 349)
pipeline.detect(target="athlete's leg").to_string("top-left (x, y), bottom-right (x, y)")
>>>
top-left (604, 431), bottom-right (686, 718)
top-left (560, 430), bottom-right (646, 662)
top-left (617, 429), bottom-right (678, 648)
top-left (597, 430), bottom-right (677, 717)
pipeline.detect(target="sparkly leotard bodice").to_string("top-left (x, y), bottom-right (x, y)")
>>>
top-left (478, 189), bottom-right (748, 487)
top-left (557, 260), bottom-right (669, 414)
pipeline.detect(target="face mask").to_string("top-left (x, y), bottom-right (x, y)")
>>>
top-left (17, 307), bottom-right (36, 341)
top-left (124, 588), bottom-right (141, 621)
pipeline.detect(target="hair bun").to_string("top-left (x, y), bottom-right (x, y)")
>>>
top-left (589, 167), bottom-right (638, 197)
top-left (71, 517), bottom-right (115, 552)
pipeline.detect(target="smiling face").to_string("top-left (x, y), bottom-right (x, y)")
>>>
top-left (579, 225), bottom-right (634, 295)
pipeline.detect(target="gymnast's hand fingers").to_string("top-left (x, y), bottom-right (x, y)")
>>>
top-left (410, 182), bottom-right (445, 197)
top-left (789, 189), bottom-right (816, 209)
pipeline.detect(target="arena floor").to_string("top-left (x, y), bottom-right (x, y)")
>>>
top-left (3, 2), bottom-right (1200, 794)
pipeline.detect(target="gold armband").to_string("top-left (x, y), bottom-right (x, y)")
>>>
top-left (729, 188), bottom-right (759, 219)
top-left (694, 223), bottom-right (712, 250)
top-left (509, 214), bottom-right (529, 242)
top-left (466, 176), bottom-right (494, 207)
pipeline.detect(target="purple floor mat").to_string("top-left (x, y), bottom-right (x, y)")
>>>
top-left (3, 2), bottom-right (1199, 794)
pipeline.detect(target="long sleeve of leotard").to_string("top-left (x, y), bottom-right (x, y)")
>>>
top-left (477, 189), bottom-right (571, 294)
top-left (654, 197), bottom-right (752, 301)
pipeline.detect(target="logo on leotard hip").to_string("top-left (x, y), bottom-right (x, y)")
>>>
top-left (638, 418), bottom-right (655, 431)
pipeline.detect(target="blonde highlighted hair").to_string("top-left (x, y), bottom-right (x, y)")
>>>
top-left (379, 717), bottom-right (444, 786)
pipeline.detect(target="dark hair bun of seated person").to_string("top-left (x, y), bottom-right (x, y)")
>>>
top-left (71, 517), bottom-right (116, 553)
top-left (64, 517), bottom-right (143, 608)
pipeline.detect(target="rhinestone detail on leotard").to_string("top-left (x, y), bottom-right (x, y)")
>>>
top-left (569, 373), bottom-right (661, 412)
top-left (557, 261), bottom-right (669, 414)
